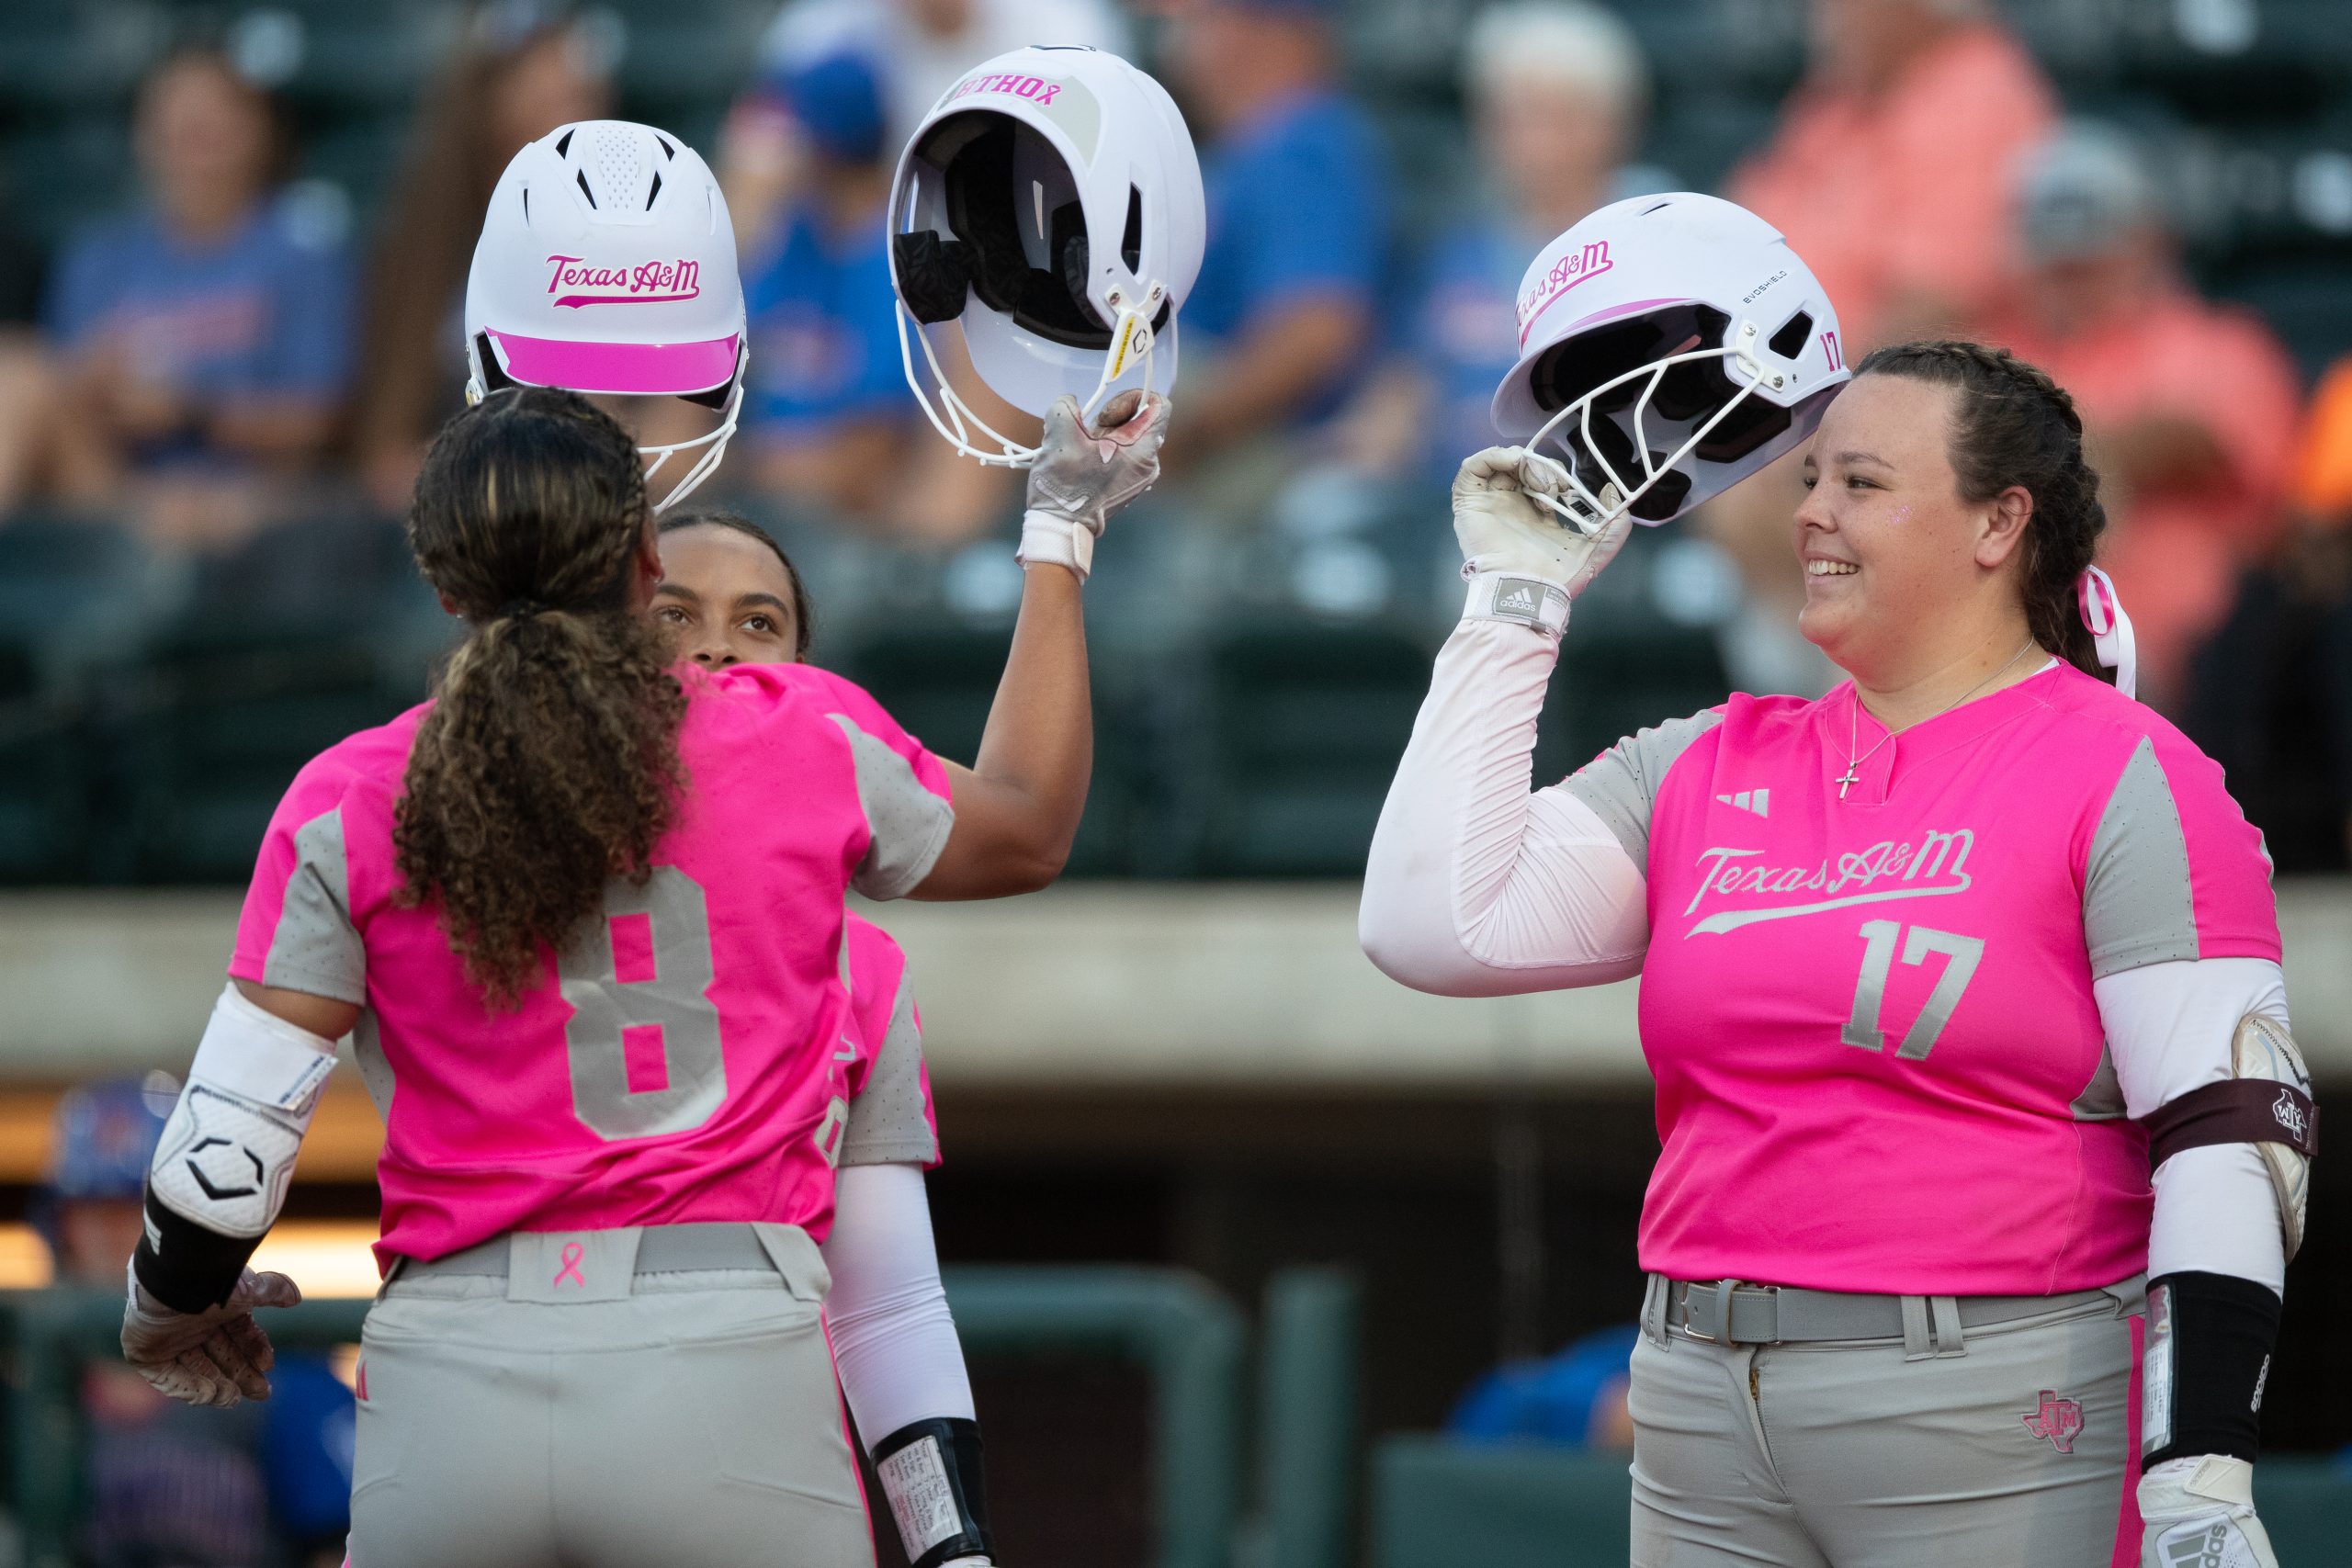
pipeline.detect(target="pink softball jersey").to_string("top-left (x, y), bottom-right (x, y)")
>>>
top-left (227, 661), bottom-right (955, 1270)
top-left (1563, 661), bottom-right (2279, 1297)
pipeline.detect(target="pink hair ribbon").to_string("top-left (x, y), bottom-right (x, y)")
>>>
top-left (2078, 566), bottom-right (2137, 699)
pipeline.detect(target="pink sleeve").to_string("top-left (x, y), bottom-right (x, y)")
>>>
top-left (2080, 724), bottom-right (2280, 979)
top-left (227, 750), bottom-right (368, 1003)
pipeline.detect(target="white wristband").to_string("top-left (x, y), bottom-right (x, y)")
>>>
top-left (1463, 570), bottom-right (1571, 637)
top-left (1014, 510), bottom-right (1092, 581)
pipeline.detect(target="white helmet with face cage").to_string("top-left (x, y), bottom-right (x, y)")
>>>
top-left (1492, 192), bottom-right (1849, 531)
top-left (465, 119), bottom-right (749, 512)
top-left (888, 45), bottom-right (1204, 468)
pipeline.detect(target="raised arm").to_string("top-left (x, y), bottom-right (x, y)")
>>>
top-left (1360, 447), bottom-right (1652, 994)
top-left (911, 390), bottom-right (1169, 900)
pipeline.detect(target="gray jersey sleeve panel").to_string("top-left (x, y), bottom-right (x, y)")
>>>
top-left (2083, 736), bottom-right (2200, 979)
top-left (827, 715), bottom-right (955, 900)
top-left (263, 808), bottom-right (366, 1003)
top-left (2069, 1042), bottom-right (2126, 1121)
top-left (842, 982), bottom-right (938, 1167)
top-left (1558, 709), bottom-right (1725, 869)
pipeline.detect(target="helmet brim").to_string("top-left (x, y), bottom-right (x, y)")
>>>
top-left (485, 328), bottom-right (742, 399)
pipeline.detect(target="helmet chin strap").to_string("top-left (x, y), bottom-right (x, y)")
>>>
top-left (1526, 321), bottom-right (1774, 533)
top-left (896, 290), bottom-right (1162, 469)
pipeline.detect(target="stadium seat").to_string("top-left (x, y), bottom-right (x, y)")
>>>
top-left (2214, 257), bottom-right (2352, 383)
top-left (836, 625), bottom-right (1144, 877)
top-left (1372, 1438), bottom-right (2352, 1568)
top-left (0, 512), bottom-right (173, 679)
top-left (0, 637), bottom-right (92, 885)
top-left (4, 119), bottom-right (136, 251)
top-left (1180, 622), bottom-right (1435, 878)
top-left (111, 620), bottom-right (415, 884)
top-left (0, 0), bottom-right (162, 112)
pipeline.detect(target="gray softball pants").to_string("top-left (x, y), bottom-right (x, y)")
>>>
top-left (345, 1224), bottom-right (875, 1568)
top-left (1629, 1273), bottom-right (2144, 1567)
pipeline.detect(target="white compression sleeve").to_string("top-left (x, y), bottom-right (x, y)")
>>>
top-left (1360, 613), bottom-right (1648, 996)
top-left (2096, 957), bottom-right (2290, 1295)
top-left (821, 1162), bottom-right (976, 1442)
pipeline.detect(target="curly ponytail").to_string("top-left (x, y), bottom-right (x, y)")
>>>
top-left (394, 389), bottom-right (688, 1007)
top-left (1851, 340), bottom-right (2109, 680)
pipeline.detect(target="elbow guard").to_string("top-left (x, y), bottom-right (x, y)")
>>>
top-left (873, 1416), bottom-right (994, 1568)
top-left (133, 986), bottom-right (336, 1314)
top-left (2143, 1013), bottom-right (2315, 1261)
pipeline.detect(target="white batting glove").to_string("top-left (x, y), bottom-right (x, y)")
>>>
top-left (1453, 446), bottom-right (1630, 637)
top-left (121, 1259), bottom-right (300, 1407)
top-left (1016, 389), bottom-right (1171, 581)
top-left (2140, 1456), bottom-right (2278, 1568)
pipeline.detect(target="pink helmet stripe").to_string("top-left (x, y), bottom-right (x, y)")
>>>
top-left (487, 330), bottom-right (741, 396)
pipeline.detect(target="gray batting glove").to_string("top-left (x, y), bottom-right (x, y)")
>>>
top-left (121, 1259), bottom-right (300, 1407)
top-left (1016, 389), bottom-right (1172, 581)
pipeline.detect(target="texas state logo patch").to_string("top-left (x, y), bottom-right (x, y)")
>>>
top-left (2021, 1390), bottom-right (2085, 1452)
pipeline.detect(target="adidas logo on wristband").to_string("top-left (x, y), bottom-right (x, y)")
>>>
top-left (1466, 573), bottom-right (1570, 636)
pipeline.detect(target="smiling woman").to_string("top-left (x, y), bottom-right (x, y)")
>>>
top-left (1363, 330), bottom-right (2308, 1566)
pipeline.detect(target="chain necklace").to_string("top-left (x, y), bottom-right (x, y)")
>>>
top-left (1836, 640), bottom-right (2038, 801)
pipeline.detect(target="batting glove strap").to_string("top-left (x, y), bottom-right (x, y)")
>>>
top-left (2139, 1456), bottom-right (2278, 1568)
top-left (873, 1416), bottom-right (994, 1568)
top-left (1462, 570), bottom-right (1572, 639)
top-left (1014, 509), bottom-right (1095, 581)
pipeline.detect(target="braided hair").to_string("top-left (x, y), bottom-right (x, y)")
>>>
top-left (394, 389), bottom-right (689, 1007)
top-left (1851, 340), bottom-right (2109, 681)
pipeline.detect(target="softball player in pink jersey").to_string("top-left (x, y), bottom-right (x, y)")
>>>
top-left (648, 506), bottom-right (999, 1566)
top-left (111, 378), bottom-right (1167, 1568)
top-left (1363, 196), bottom-right (2312, 1568)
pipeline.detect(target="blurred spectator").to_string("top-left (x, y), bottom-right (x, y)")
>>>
top-left (1446, 1325), bottom-right (1639, 1450)
top-left (1341, 1), bottom-right (1659, 487)
top-left (1729, 0), bottom-right (2055, 350)
top-left (45, 1079), bottom-right (271, 1568)
top-left (2295, 356), bottom-right (2352, 521)
top-left (1988, 123), bottom-right (2303, 711)
top-left (732, 51), bottom-right (1018, 540)
top-left (352, 6), bottom-right (613, 510)
top-left (0, 164), bottom-right (55, 512)
top-left (730, 0), bottom-right (1131, 245)
top-left (40, 47), bottom-right (353, 552)
top-left (2187, 360), bottom-right (2352, 872)
top-left (1164, 0), bottom-right (1391, 469)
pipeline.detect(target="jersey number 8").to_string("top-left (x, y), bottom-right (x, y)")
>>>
top-left (557, 867), bottom-right (728, 1141)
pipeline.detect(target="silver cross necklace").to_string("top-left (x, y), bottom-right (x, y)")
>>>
top-left (1836, 639), bottom-right (2038, 801)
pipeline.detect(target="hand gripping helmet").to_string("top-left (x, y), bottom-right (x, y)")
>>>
top-left (465, 119), bottom-right (749, 512)
top-left (1493, 192), bottom-right (1849, 531)
top-left (888, 46), bottom-right (1204, 468)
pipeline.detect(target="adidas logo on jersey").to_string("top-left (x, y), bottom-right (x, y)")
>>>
top-left (1715, 789), bottom-right (1770, 818)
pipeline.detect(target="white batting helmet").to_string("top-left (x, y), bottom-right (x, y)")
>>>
top-left (888, 45), bottom-right (1204, 468)
top-left (465, 119), bottom-right (749, 512)
top-left (1494, 192), bottom-right (1849, 530)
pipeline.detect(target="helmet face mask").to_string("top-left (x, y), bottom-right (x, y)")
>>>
top-left (1494, 194), bottom-right (1849, 532)
top-left (888, 47), bottom-right (1204, 468)
top-left (464, 120), bottom-right (750, 512)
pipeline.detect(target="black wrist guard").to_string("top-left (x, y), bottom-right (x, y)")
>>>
top-left (131, 1184), bottom-right (261, 1314)
top-left (872, 1416), bottom-right (993, 1568)
top-left (2143, 1270), bottom-right (2282, 1466)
